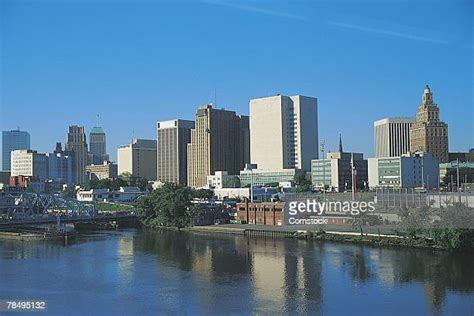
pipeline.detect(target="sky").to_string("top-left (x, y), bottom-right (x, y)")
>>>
top-left (1, 0), bottom-right (473, 164)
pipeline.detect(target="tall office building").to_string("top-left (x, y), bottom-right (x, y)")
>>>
top-left (187, 105), bottom-right (250, 188)
top-left (156, 119), bottom-right (194, 185)
top-left (374, 118), bottom-right (416, 158)
top-left (65, 125), bottom-right (88, 185)
top-left (249, 94), bottom-right (318, 171)
top-left (2, 129), bottom-right (30, 171)
top-left (10, 149), bottom-right (49, 180)
top-left (47, 143), bottom-right (73, 185)
top-left (410, 85), bottom-right (449, 163)
top-left (117, 139), bottom-right (157, 180)
top-left (89, 127), bottom-right (108, 164)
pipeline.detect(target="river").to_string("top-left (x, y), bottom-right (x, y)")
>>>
top-left (0, 229), bottom-right (473, 315)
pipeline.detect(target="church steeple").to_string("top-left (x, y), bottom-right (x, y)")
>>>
top-left (338, 133), bottom-right (344, 153)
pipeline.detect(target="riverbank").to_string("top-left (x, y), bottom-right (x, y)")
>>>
top-left (0, 230), bottom-right (76, 241)
top-left (186, 224), bottom-right (468, 251)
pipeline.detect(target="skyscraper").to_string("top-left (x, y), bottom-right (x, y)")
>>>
top-left (117, 139), bottom-right (157, 180)
top-left (187, 105), bottom-right (250, 188)
top-left (10, 149), bottom-right (49, 180)
top-left (65, 125), bottom-right (88, 185)
top-left (2, 129), bottom-right (30, 171)
top-left (156, 119), bottom-right (194, 185)
top-left (249, 94), bottom-right (318, 171)
top-left (410, 85), bottom-right (449, 163)
top-left (47, 143), bottom-right (73, 185)
top-left (374, 118), bottom-right (416, 158)
top-left (89, 126), bottom-right (108, 164)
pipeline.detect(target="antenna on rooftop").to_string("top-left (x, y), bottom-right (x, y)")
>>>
top-left (214, 88), bottom-right (217, 107)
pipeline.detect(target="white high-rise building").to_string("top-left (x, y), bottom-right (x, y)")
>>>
top-left (374, 118), bottom-right (416, 158)
top-left (249, 94), bottom-right (318, 171)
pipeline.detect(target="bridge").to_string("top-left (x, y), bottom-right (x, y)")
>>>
top-left (0, 192), bottom-right (138, 228)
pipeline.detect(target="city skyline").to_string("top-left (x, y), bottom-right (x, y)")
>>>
top-left (1, 0), bottom-right (473, 164)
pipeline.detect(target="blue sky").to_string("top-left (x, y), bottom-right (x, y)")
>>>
top-left (1, 0), bottom-right (473, 163)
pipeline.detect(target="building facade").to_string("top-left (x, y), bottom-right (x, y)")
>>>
top-left (249, 95), bottom-right (318, 171)
top-left (368, 152), bottom-right (439, 189)
top-left (206, 171), bottom-right (240, 189)
top-left (187, 105), bottom-right (250, 187)
top-left (10, 149), bottom-right (49, 180)
top-left (448, 151), bottom-right (474, 163)
top-left (117, 139), bottom-right (157, 180)
top-left (374, 118), bottom-right (415, 158)
top-left (65, 125), bottom-right (88, 185)
top-left (47, 144), bottom-right (73, 185)
top-left (89, 126), bottom-right (108, 164)
top-left (410, 85), bottom-right (449, 163)
top-left (156, 119), bottom-right (194, 185)
top-left (439, 161), bottom-right (474, 185)
top-left (236, 202), bottom-right (285, 226)
top-left (86, 161), bottom-right (118, 180)
top-left (239, 168), bottom-right (303, 187)
top-left (311, 152), bottom-right (368, 192)
top-left (2, 129), bottom-right (30, 171)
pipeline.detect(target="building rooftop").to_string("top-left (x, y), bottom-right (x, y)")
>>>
top-left (90, 126), bottom-right (105, 134)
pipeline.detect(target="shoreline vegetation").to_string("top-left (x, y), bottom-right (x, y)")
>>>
top-left (135, 183), bottom-right (474, 252)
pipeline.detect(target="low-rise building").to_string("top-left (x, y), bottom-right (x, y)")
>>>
top-left (86, 161), bottom-right (118, 180)
top-left (213, 187), bottom-right (278, 201)
top-left (8, 176), bottom-right (45, 192)
top-left (77, 186), bottom-right (142, 202)
top-left (311, 152), bottom-right (368, 192)
top-left (368, 152), bottom-right (439, 189)
top-left (206, 171), bottom-right (240, 189)
top-left (448, 151), bottom-right (474, 163)
top-left (239, 168), bottom-right (302, 187)
top-left (236, 202), bottom-right (285, 226)
top-left (439, 161), bottom-right (474, 185)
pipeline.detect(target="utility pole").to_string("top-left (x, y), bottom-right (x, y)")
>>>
top-left (351, 153), bottom-right (357, 201)
top-left (320, 140), bottom-right (325, 199)
top-left (246, 163), bottom-right (257, 204)
top-left (457, 158), bottom-right (461, 203)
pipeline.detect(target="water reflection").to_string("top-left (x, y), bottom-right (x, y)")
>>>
top-left (132, 230), bottom-right (474, 314)
top-left (0, 230), bottom-right (473, 315)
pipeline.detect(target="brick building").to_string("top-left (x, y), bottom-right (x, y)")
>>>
top-left (236, 202), bottom-right (285, 226)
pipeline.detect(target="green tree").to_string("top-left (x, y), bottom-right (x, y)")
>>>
top-left (195, 189), bottom-right (214, 199)
top-left (135, 183), bottom-right (195, 228)
top-left (294, 173), bottom-right (312, 193)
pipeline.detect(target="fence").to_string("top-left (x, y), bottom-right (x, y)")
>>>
top-left (376, 188), bottom-right (474, 209)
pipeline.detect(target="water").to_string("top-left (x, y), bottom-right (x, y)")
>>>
top-left (0, 229), bottom-right (473, 315)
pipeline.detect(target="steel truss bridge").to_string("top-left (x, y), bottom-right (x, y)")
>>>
top-left (0, 192), bottom-right (136, 227)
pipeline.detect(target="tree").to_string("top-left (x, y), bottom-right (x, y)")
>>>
top-left (195, 189), bottom-right (214, 200)
top-left (294, 173), bottom-right (312, 193)
top-left (135, 183), bottom-right (195, 228)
